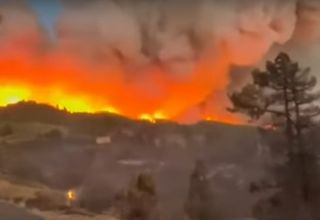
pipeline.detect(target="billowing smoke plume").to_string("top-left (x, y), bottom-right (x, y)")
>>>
top-left (58, 0), bottom-right (297, 68)
top-left (0, 0), bottom-right (319, 123)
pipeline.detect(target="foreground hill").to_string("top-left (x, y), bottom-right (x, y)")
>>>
top-left (0, 102), bottom-right (262, 219)
top-left (0, 201), bottom-right (43, 220)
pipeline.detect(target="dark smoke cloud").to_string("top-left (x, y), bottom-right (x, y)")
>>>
top-left (57, 0), bottom-right (299, 72)
top-left (1, 0), bottom-right (320, 73)
top-left (292, 0), bottom-right (320, 43)
top-left (0, 0), bottom-right (320, 122)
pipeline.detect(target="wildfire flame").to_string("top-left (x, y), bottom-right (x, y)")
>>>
top-left (0, 18), bottom-right (243, 125)
top-left (0, 0), bottom-right (314, 125)
top-left (0, 51), bottom-right (242, 124)
top-left (0, 83), bottom-right (241, 124)
top-left (0, 86), bottom-right (31, 106)
top-left (139, 112), bottom-right (167, 123)
top-left (66, 190), bottom-right (77, 203)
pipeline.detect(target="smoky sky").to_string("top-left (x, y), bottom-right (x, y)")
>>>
top-left (1, 0), bottom-right (320, 72)
top-left (0, 0), bottom-right (320, 122)
top-left (27, 0), bottom-right (62, 40)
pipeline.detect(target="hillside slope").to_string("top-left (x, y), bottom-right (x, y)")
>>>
top-left (0, 102), bottom-right (261, 219)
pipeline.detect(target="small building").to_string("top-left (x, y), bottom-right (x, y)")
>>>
top-left (95, 136), bottom-right (112, 145)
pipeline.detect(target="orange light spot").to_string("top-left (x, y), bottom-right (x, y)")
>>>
top-left (66, 190), bottom-right (77, 202)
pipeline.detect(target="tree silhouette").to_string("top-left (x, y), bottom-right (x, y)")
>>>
top-left (0, 124), bottom-right (13, 137)
top-left (229, 52), bottom-right (320, 219)
top-left (185, 160), bottom-right (218, 220)
top-left (117, 172), bottom-right (159, 220)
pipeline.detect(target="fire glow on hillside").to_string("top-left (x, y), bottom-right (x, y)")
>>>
top-left (0, 0), bottom-right (319, 124)
top-left (0, 52), bottom-right (239, 124)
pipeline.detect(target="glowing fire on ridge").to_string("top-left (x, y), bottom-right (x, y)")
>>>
top-left (139, 112), bottom-right (167, 123)
top-left (0, 45), bottom-right (242, 125)
top-left (0, 0), bottom-right (307, 125)
top-left (0, 86), bottom-right (31, 106)
top-left (0, 85), bottom-right (115, 113)
top-left (0, 82), bottom-right (241, 124)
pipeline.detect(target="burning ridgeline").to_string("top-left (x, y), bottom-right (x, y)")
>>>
top-left (0, 1), bottom-right (319, 123)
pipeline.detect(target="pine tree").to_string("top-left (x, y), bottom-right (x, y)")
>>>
top-left (118, 172), bottom-right (159, 220)
top-left (229, 52), bottom-right (320, 220)
top-left (185, 160), bottom-right (218, 220)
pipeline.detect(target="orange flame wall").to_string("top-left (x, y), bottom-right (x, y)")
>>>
top-left (1, 0), bottom-right (318, 124)
top-left (0, 0), bottom-right (308, 123)
top-left (2, 0), bottom-right (302, 125)
top-left (0, 43), bottom-right (241, 124)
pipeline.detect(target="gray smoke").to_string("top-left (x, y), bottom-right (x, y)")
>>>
top-left (57, 0), bottom-right (301, 72)
top-left (1, 0), bottom-right (320, 73)
top-left (0, 0), bottom-right (320, 122)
